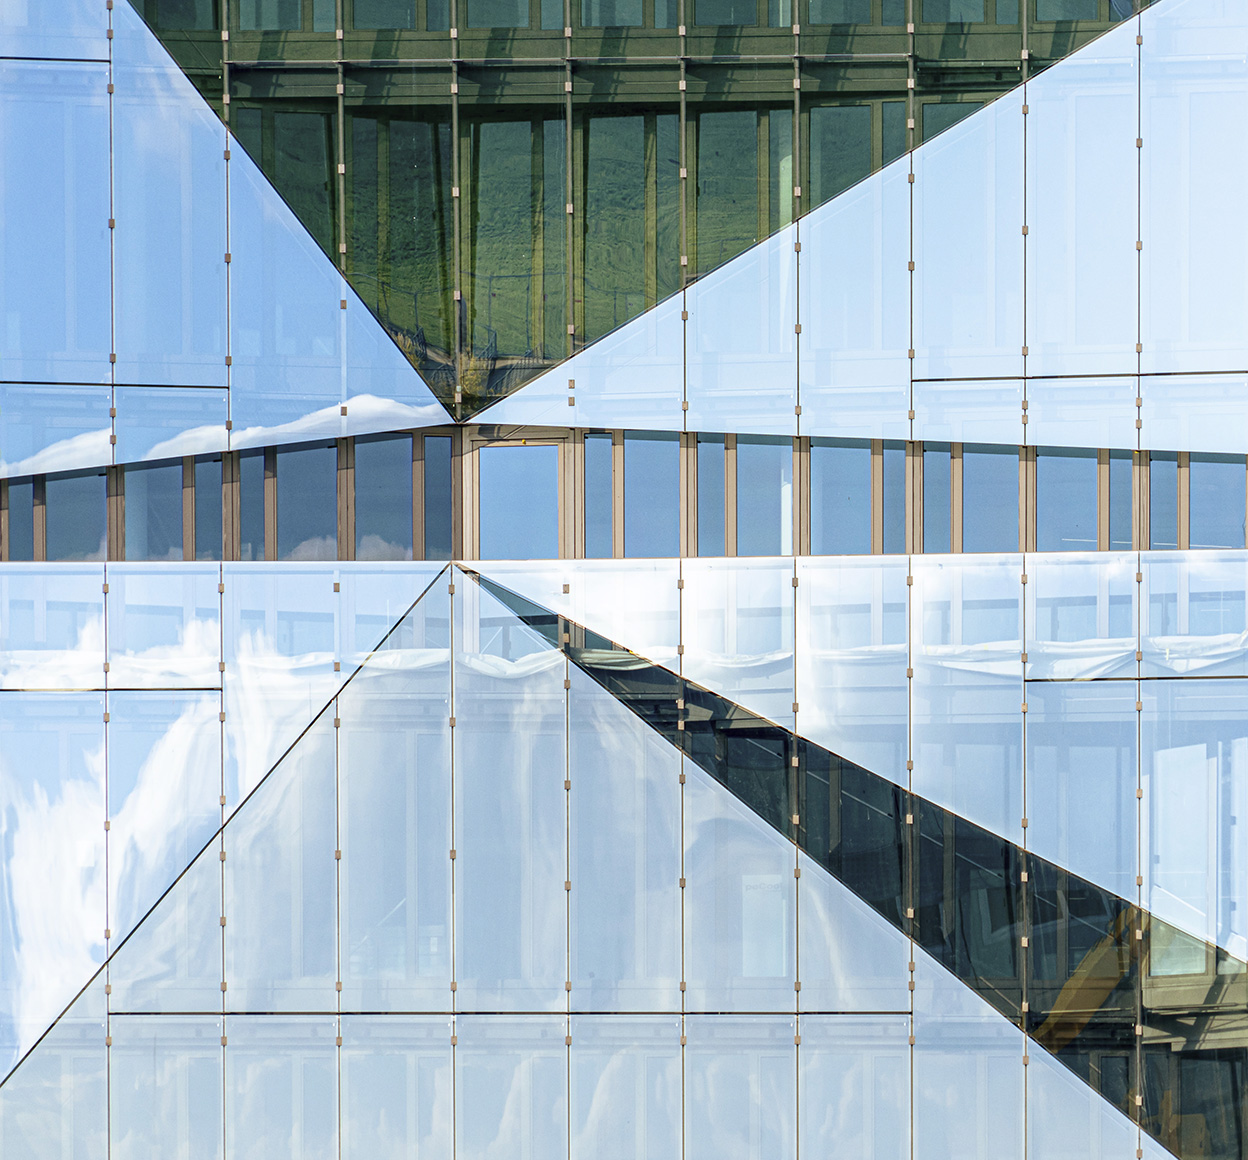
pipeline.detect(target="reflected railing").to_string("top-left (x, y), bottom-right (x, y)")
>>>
top-left (476, 570), bottom-right (1248, 1160)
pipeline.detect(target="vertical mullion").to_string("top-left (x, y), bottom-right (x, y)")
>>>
top-left (1097, 449), bottom-right (1110, 551)
top-left (612, 431), bottom-right (625, 558)
top-left (184, 456), bottom-right (196, 561)
top-left (724, 434), bottom-right (737, 557)
top-left (870, 439), bottom-right (884, 554)
top-left (949, 443), bottom-right (962, 553)
top-left (264, 447), bottom-right (277, 561)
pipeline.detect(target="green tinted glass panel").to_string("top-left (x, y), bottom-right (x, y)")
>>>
top-left (809, 104), bottom-right (871, 208)
top-left (810, 0), bottom-right (869, 22)
top-left (157, 0), bottom-right (216, 28)
top-left (354, 0), bottom-right (418, 27)
top-left (695, 110), bottom-right (758, 274)
top-left (1037, 0), bottom-right (1097, 18)
top-left (239, 0), bottom-right (301, 29)
top-left (584, 116), bottom-right (646, 342)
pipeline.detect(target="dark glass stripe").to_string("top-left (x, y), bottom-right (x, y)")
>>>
top-left (475, 570), bottom-right (1248, 1160)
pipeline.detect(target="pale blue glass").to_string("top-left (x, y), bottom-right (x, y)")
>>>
top-left (923, 444), bottom-right (951, 553)
top-left (1141, 679), bottom-right (1248, 959)
top-left (1026, 1034), bottom-right (1140, 1159)
top-left (0, 978), bottom-right (106, 1154)
top-left (238, 450), bottom-right (265, 562)
top-left (453, 584), bottom-right (567, 1011)
top-left (799, 158), bottom-right (910, 441)
top-left (112, 0), bottom-right (228, 388)
top-left (569, 1018), bottom-right (682, 1160)
top-left (912, 90), bottom-right (1024, 382)
top-left (912, 379), bottom-right (1022, 445)
top-left (479, 443), bottom-right (560, 560)
top-left (961, 445), bottom-right (1018, 552)
top-left (124, 461), bottom-right (183, 562)
top-left (686, 226), bottom-right (797, 436)
top-left (810, 439), bottom-right (871, 555)
top-left (681, 558), bottom-right (795, 731)
top-left (107, 563), bottom-right (221, 688)
top-left (683, 765), bottom-right (796, 1013)
top-left (1024, 681), bottom-right (1138, 901)
top-left (0, 565), bottom-right (105, 689)
top-left (584, 434), bottom-right (614, 558)
top-left (355, 436), bottom-right (413, 561)
top-left (7, 479), bottom-right (33, 560)
top-left (1024, 552), bottom-right (1137, 680)
top-left (424, 435), bottom-right (453, 561)
top-left (340, 1018), bottom-right (453, 1159)
top-left (736, 437), bottom-right (793, 556)
top-left (107, 692), bottom-right (223, 945)
top-left (569, 668), bottom-right (682, 1011)
top-left (0, 63), bottom-right (111, 385)
top-left (1026, 20), bottom-right (1138, 377)
top-left (1036, 447), bottom-right (1097, 552)
top-left (1141, 375), bottom-right (1248, 455)
top-left (478, 292), bottom-right (685, 433)
top-left (1190, 454), bottom-right (1246, 549)
top-left (1109, 450), bottom-right (1133, 549)
top-left (112, 386), bottom-right (229, 464)
top-left (336, 563), bottom-right (448, 668)
top-left (0, 384), bottom-right (111, 479)
top-left (883, 441), bottom-right (906, 554)
top-left (684, 1016), bottom-right (796, 1160)
top-left (1025, 376), bottom-right (1137, 451)
top-left (277, 443), bottom-right (337, 562)
top-left (1139, 552), bottom-right (1248, 678)
top-left (1149, 451), bottom-right (1178, 550)
top-left (224, 714), bottom-right (338, 1012)
top-left (337, 594), bottom-right (452, 1012)
top-left (225, 1018), bottom-right (338, 1159)
top-left (109, 1016), bottom-right (223, 1159)
top-left (0, 0), bottom-right (107, 60)
top-left (624, 433), bottom-right (679, 557)
top-left (455, 1017), bottom-right (567, 1159)
top-left (196, 455), bottom-right (224, 561)
top-left (795, 555), bottom-right (908, 780)
top-left (1141, 0), bottom-right (1248, 374)
top-left (0, 693), bottom-right (105, 1073)
top-left (910, 555), bottom-right (1024, 843)
top-left (698, 436), bottom-right (726, 557)
top-left (45, 470), bottom-right (107, 562)
top-left (798, 1017), bottom-right (909, 1160)
top-left (796, 854), bottom-right (909, 1011)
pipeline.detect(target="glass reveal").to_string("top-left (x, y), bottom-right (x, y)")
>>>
top-left (478, 443), bottom-right (560, 560)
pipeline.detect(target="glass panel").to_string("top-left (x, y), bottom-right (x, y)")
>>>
top-left (0, 0), bottom-right (108, 60)
top-left (569, 669), bottom-right (681, 1010)
top-left (686, 227), bottom-right (797, 437)
top-left (569, 1017), bottom-right (682, 1160)
top-left (224, 714), bottom-right (338, 1012)
top-left (623, 433), bottom-right (679, 558)
top-left (683, 766), bottom-right (796, 1013)
top-left (0, 694), bottom-right (106, 1068)
top-left (125, 461), bottom-right (183, 562)
top-left (238, 449), bottom-right (265, 562)
top-left (682, 558), bottom-right (795, 730)
top-left (113, 0), bottom-right (228, 387)
top-left (584, 117), bottom-right (647, 335)
top-left (1026, 1035), bottom-right (1139, 1160)
top-left (478, 443), bottom-right (560, 560)
top-left (107, 563), bottom-right (222, 689)
top-left (798, 1017), bottom-right (909, 1159)
top-left (961, 445), bottom-right (1017, 553)
top-left (1025, 376), bottom-right (1137, 455)
top-left (0, 384), bottom-right (111, 480)
top-left (1149, 450), bottom-right (1177, 550)
top-left (239, 0), bottom-right (303, 29)
top-left (353, 0), bottom-right (419, 27)
top-left (0, 565), bottom-right (105, 689)
top-left (455, 1017), bottom-right (567, 1159)
top-left (684, 1017), bottom-right (796, 1160)
top-left (195, 455), bottom-right (223, 561)
top-left (795, 555), bottom-right (909, 778)
top-left (225, 1019), bottom-right (338, 1157)
top-left (340, 1017), bottom-right (453, 1158)
top-left (810, 439), bottom-right (870, 555)
top-left (809, 104), bottom-right (871, 209)
top-left (1036, 447), bottom-right (1097, 552)
top-left (453, 585), bottom-right (566, 1010)
top-left (46, 470), bottom-right (106, 562)
top-left (1109, 450), bottom-right (1132, 550)
top-left (584, 433), bottom-right (613, 559)
top-left (465, 0), bottom-right (529, 26)
top-left (424, 435), bottom-right (453, 561)
top-left (736, 437), bottom-right (792, 557)
top-left (1025, 681), bottom-right (1138, 901)
top-left (693, 112), bottom-right (760, 270)
top-left (1141, 374), bottom-right (1248, 455)
top-left (882, 441), bottom-right (905, 555)
top-left (923, 444), bottom-right (951, 552)
top-left (913, 379), bottom-right (1023, 448)
top-left (110, 1017), bottom-right (223, 1159)
top-left (0, 62), bottom-right (111, 384)
top-left (112, 385), bottom-right (230, 465)
top-left (1026, 20), bottom-right (1137, 376)
top-left (6, 480), bottom-right (34, 562)
top-left (695, 0), bottom-right (758, 22)
top-left (156, 0), bottom-right (222, 26)
top-left (337, 564), bottom-right (448, 669)
top-left (277, 443), bottom-right (337, 562)
top-left (338, 591), bottom-right (452, 1011)
top-left (354, 436), bottom-right (413, 561)
top-left (1190, 454), bottom-right (1245, 550)
top-left (697, 436), bottom-right (726, 557)
top-left (910, 555), bottom-right (1024, 841)
top-left (912, 91), bottom-right (1024, 382)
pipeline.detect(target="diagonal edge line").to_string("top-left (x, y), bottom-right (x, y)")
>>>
top-left (0, 563), bottom-right (451, 1092)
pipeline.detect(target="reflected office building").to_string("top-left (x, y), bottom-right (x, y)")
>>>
top-left (4, 0), bottom-right (1248, 1157)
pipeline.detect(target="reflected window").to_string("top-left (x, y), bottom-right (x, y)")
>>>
top-left (921, 0), bottom-right (984, 20)
top-left (465, 0), bottom-right (528, 26)
top-left (125, 462), bottom-right (183, 562)
top-left (923, 443), bottom-right (951, 553)
top-left (962, 445), bottom-right (1018, 552)
top-left (584, 117), bottom-right (647, 340)
top-left (695, 112), bottom-right (761, 272)
top-left (239, 450), bottom-right (265, 562)
top-left (195, 456), bottom-right (223, 561)
top-left (882, 100), bottom-right (907, 165)
top-left (1150, 451), bottom-right (1178, 551)
top-left (698, 435), bottom-right (726, 557)
top-left (809, 105), bottom-right (871, 208)
top-left (883, 441), bottom-right (906, 554)
top-left (355, 436), bottom-right (413, 561)
top-left (995, 0), bottom-right (1017, 22)
top-left (354, 0), bottom-right (417, 27)
top-left (479, 443), bottom-right (559, 560)
top-left (921, 101), bottom-right (983, 141)
top-left (1190, 454), bottom-right (1246, 550)
top-left (424, 435), bottom-right (453, 560)
top-left (1109, 450), bottom-right (1132, 551)
top-left (1037, 448), bottom-right (1097, 552)
top-left (6, 480), bottom-right (34, 562)
top-left (882, 0), bottom-right (903, 19)
top-left (809, 0), bottom-right (869, 19)
top-left (1036, 0), bottom-right (1096, 17)
top-left (811, 438), bottom-right (869, 555)
top-left (737, 436), bottom-right (792, 556)
top-left (584, 433), bottom-right (613, 559)
top-left (582, 0), bottom-right (642, 25)
top-left (157, 0), bottom-right (217, 28)
top-left (624, 432), bottom-right (678, 557)
top-left (277, 443), bottom-right (337, 561)
top-left (238, 0), bottom-right (301, 29)
top-left (695, 0), bottom-right (757, 22)
top-left (46, 471), bottom-right (106, 562)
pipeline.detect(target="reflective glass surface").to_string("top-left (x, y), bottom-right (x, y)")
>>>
top-left (1149, 451), bottom-right (1178, 550)
top-left (1189, 454), bottom-right (1246, 550)
top-left (0, 384), bottom-right (111, 479)
top-left (623, 433), bottom-right (679, 557)
top-left (961, 445), bottom-right (1019, 552)
top-left (736, 437), bottom-right (793, 556)
top-left (0, 565), bottom-right (106, 689)
top-left (112, 385), bottom-right (229, 465)
top-left (44, 470), bottom-right (106, 562)
top-left (124, 461), bottom-right (183, 562)
top-left (423, 436), bottom-right (454, 561)
top-left (1140, 552), bottom-right (1248, 678)
top-left (478, 443), bottom-right (560, 560)
top-left (923, 443), bottom-right (951, 553)
top-left (914, 379), bottom-right (1022, 446)
top-left (1036, 447), bottom-right (1097, 552)
top-left (276, 443), bottom-right (337, 561)
top-left (355, 436), bottom-right (413, 561)
top-left (584, 433), bottom-right (613, 559)
top-left (697, 436), bottom-right (726, 557)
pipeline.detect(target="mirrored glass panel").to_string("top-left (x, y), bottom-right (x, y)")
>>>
top-left (0, 565), bottom-right (105, 689)
top-left (1140, 552), bottom-right (1248, 678)
top-left (1141, 374), bottom-right (1248, 455)
top-left (1026, 376), bottom-right (1138, 452)
top-left (0, 384), bottom-right (111, 480)
top-left (0, 0), bottom-right (108, 60)
top-left (478, 443), bottom-right (560, 560)
top-left (424, 435), bottom-right (453, 561)
top-left (112, 385), bottom-right (229, 465)
top-left (913, 379), bottom-right (1022, 446)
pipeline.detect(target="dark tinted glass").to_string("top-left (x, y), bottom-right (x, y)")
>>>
top-left (6, 480), bottom-right (34, 562)
top-left (354, 0), bottom-right (417, 28)
top-left (125, 462), bottom-right (182, 561)
top-left (424, 436), bottom-right (454, 561)
top-left (239, 450), bottom-right (265, 563)
top-left (355, 436), bottom-right (413, 561)
top-left (195, 456), bottom-right (223, 561)
top-left (156, 0), bottom-right (216, 28)
top-left (46, 472), bottom-right (106, 562)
